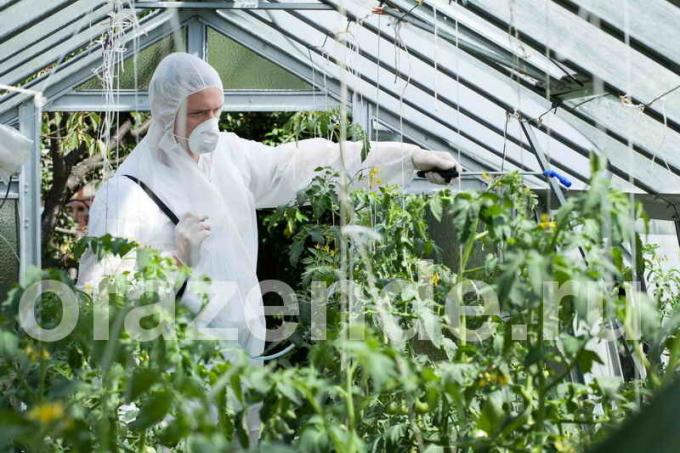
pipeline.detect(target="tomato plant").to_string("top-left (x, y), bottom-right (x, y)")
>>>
top-left (0, 157), bottom-right (678, 452)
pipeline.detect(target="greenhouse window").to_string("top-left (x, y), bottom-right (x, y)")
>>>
top-left (206, 27), bottom-right (312, 90)
top-left (76, 32), bottom-right (188, 91)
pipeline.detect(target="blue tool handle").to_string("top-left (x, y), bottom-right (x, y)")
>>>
top-left (542, 169), bottom-right (572, 188)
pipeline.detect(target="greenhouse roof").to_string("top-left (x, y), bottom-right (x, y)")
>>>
top-left (1, 0), bottom-right (680, 198)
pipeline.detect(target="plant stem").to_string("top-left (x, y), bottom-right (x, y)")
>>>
top-left (345, 361), bottom-right (356, 451)
top-left (537, 296), bottom-right (546, 433)
top-left (458, 217), bottom-right (480, 281)
top-left (137, 430), bottom-right (146, 453)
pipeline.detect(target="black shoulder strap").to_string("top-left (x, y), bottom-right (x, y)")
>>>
top-left (123, 174), bottom-right (180, 225)
top-left (123, 174), bottom-right (187, 300)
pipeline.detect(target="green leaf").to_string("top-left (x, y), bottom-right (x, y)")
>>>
top-left (451, 194), bottom-right (480, 244)
top-left (299, 425), bottom-right (329, 452)
top-left (576, 348), bottom-right (604, 374)
top-left (526, 251), bottom-right (546, 295)
top-left (0, 330), bottom-right (18, 357)
top-left (477, 393), bottom-right (504, 436)
top-left (418, 305), bottom-right (443, 348)
top-left (129, 390), bottom-right (173, 431)
top-left (230, 373), bottom-right (244, 403)
top-left (383, 423), bottom-right (409, 447)
top-left (0, 410), bottom-right (30, 449)
top-left (429, 195), bottom-right (443, 222)
top-left (277, 381), bottom-right (301, 405)
top-left (127, 368), bottom-right (160, 402)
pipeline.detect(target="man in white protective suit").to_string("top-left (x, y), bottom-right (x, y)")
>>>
top-left (77, 52), bottom-right (459, 439)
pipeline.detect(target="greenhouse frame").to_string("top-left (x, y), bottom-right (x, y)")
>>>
top-left (1, 0), bottom-right (680, 451)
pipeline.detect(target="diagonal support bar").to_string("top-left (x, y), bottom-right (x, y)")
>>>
top-left (518, 120), bottom-right (567, 205)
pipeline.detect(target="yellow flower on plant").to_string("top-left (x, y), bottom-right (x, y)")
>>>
top-left (368, 167), bottom-right (383, 188)
top-left (24, 345), bottom-right (50, 361)
top-left (315, 243), bottom-right (335, 256)
top-left (538, 213), bottom-right (556, 229)
top-left (554, 439), bottom-right (576, 453)
top-left (27, 402), bottom-right (64, 424)
top-left (496, 373), bottom-right (509, 386)
top-left (430, 272), bottom-right (440, 286)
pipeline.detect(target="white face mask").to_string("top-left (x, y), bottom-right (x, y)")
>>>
top-left (182, 118), bottom-right (220, 155)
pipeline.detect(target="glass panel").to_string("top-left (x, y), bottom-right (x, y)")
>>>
top-left (564, 94), bottom-right (680, 170)
top-left (416, 0), bottom-right (574, 81)
top-left (206, 27), bottom-right (311, 90)
top-left (643, 220), bottom-right (680, 273)
top-left (77, 32), bottom-right (187, 90)
top-left (573, 0), bottom-right (680, 64)
top-left (464, 0), bottom-right (680, 125)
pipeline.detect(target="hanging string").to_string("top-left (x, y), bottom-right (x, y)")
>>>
top-left (542, 0), bottom-right (552, 212)
top-left (374, 11), bottom-right (382, 142)
top-left (433, 3), bottom-right (439, 113)
top-left (99, 1), bottom-right (139, 231)
top-left (453, 0), bottom-right (462, 193)
top-left (506, 0), bottom-right (525, 173)
top-left (393, 13), bottom-right (413, 209)
top-left (500, 112), bottom-right (510, 173)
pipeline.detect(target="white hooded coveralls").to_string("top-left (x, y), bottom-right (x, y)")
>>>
top-left (77, 52), bottom-right (420, 358)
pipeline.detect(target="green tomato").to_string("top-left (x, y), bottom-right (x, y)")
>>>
top-left (386, 401), bottom-right (410, 415)
top-left (386, 402), bottom-right (400, 414)
top-left (415, 400), bottom-right (429, 414)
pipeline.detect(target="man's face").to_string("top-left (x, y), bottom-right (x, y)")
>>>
top-left (174, 86), bottom-right (223, 154)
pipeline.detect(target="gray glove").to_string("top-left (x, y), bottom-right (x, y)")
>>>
top-left (174, 212), bottom-right (211, 266)
top-left (411, 149), bottom-right (460, 184)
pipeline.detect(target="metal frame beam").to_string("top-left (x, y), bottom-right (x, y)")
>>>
top-left (0, 10), bottom-right (180, 116)
top-left (519, 121), bottom-right (567, 205)
top-left (380, 0), bottom-right (562, 85)
top-left (186, 16), bottom-right (207, 59)
top-left (18, 100), bottom-right (41, 278)
top-left (45, 90), bottom-right (338, 112)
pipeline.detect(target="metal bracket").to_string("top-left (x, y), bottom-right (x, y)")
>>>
top-left (187, 16), bottom-right (207, 59)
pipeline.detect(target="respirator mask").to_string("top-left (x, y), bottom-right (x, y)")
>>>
top-left (176, 117), bottom-right (220, 155)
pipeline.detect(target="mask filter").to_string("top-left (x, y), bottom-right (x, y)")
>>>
top-left (177, 118), bottom-right (220, 155)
